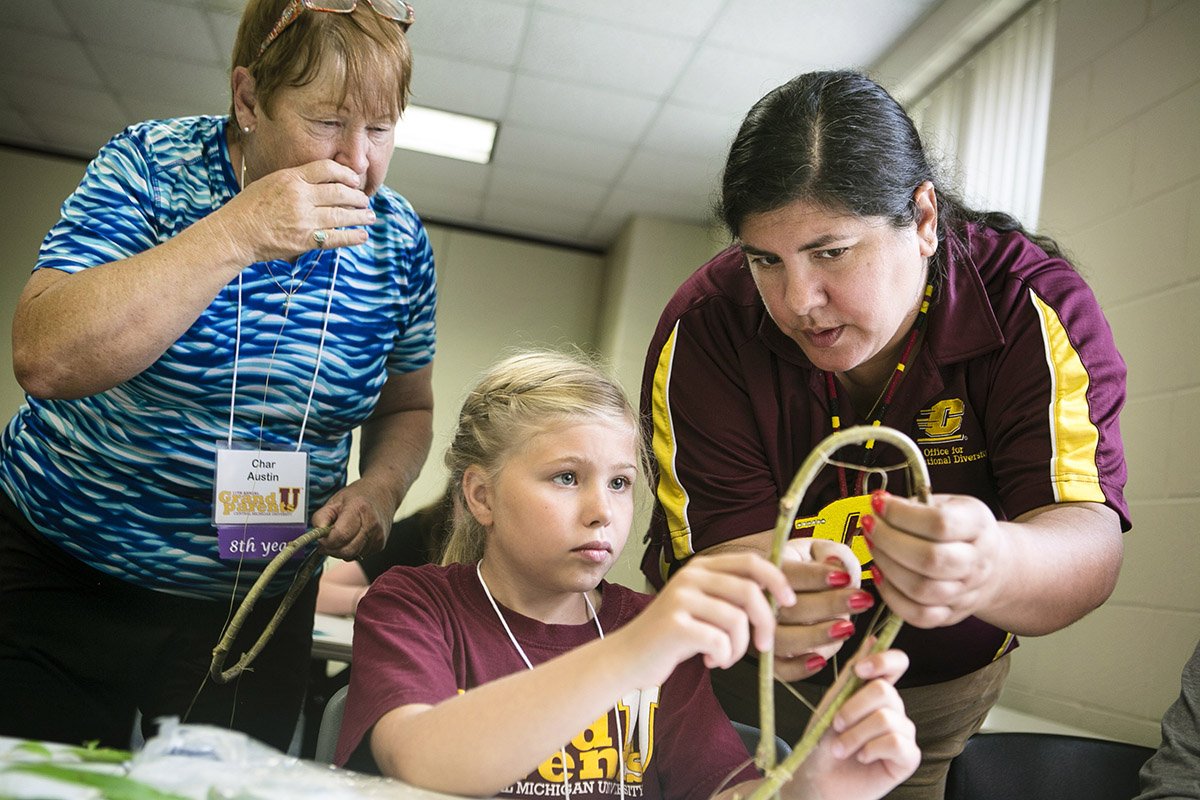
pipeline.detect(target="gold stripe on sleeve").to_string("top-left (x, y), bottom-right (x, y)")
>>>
top-left (1029, 289), bottom-right (1105, 503)
top-left (651, 323), bottom-right (695, 561)
top-left (992, 631), bottom-right (1015, 661)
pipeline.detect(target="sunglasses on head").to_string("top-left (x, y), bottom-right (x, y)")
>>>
top-left (257, 0), bottom-right (415, 59)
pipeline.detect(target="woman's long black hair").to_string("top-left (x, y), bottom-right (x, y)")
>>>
top-left (717, 70), bottom-right (1063, 289)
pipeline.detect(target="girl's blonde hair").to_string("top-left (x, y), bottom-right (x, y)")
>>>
top-left (440, 350), bottom-right (649, 566)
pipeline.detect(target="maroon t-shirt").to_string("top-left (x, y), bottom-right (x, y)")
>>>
top-left (641, 224), bottom-right (1130, 687)
top-left (337, 562), bottom-right (759, 799)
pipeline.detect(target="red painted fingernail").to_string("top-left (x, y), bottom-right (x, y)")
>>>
top-left (848, 590), bottom-right (875, 611)
top-left (861, 514), bottom-right (875, 534)
top-left (871, 490), bottom-right (886, 515)
top-left (872, 564), bottom-right (884, 586)
top-left (806, 655), bottom-right (827, 672)
top-left (830, 620), bottom-right (855, 639)
top-left (824, 556), bottom-right (845, 566)
top-left (827, 570), bottom-right (851, 588)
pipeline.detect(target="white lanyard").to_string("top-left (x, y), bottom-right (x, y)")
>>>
top-left (225, 250), bottom-right (340, 451)
top-left (212, 252), bottom-right (340, 548)
top-left (229, 150), bottom-right (340, 451)
top-left (476, 561), bottom-right (627, 798)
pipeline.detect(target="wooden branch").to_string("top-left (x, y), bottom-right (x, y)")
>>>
top-left (209, 525), bottom-right (331, 684)
top-left (747, 426), bottom-right (930, 799)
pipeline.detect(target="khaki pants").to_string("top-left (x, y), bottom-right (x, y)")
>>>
top-left (711, 654), bottom-right (1012, 800)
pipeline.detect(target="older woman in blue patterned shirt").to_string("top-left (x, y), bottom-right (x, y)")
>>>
top-left (0, 0), bottom-right (434, 752)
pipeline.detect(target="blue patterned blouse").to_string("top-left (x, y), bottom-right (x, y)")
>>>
top-left (0, 116), bottom-right (436, 599)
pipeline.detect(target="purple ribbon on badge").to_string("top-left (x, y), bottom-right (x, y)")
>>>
top-left (218, 524), bottom-right (310, 561)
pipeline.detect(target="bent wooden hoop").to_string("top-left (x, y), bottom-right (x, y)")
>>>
top-left (209, 525), bottom-right (331, 684)
top-left (746, 425), bottom-right (930, 800)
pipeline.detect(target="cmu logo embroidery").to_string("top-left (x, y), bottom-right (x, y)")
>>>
top-left (916, 398), bottom-right (967, 444)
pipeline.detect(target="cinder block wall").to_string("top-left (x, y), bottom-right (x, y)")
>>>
top-left (999, 0), bottom-right (1200, 746)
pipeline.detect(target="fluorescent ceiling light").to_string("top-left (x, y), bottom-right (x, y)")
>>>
top-left (394, 105), bottom-right (497, 164)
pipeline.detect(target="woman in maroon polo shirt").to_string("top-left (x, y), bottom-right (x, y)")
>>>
top-left (641, 69), bottom-right (1129, 800)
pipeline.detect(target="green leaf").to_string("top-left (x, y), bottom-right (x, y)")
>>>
top-left (1, 763), bottom-right (191, 800)
top-left (69, 743), bottom-right (133, 764)
top-left (11, 741), bottom-right (54, 758)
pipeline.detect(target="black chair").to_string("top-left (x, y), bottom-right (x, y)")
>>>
top-left (944, 731), bottom-right (1156, 800)
top-left (731, 720), bottom-right (792, 765)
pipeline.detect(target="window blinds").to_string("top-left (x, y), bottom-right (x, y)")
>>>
top-left (909, 0), bottom-right (1057, 230)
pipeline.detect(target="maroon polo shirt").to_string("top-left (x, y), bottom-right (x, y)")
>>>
top-left (640, 223), bottom-right (1129, 688)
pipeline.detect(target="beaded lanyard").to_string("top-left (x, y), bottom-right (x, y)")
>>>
top-left (825, 282), bottom-right (933, 497)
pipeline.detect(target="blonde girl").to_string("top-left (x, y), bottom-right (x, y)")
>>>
top-left (336, 350), bottom-right (918, 799)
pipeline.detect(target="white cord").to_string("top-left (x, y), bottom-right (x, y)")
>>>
top-left (476, 561), bottom-right (626, 798)
top-left (294, 250), bottom-right (340, 450)
top-left (225, 251), bottom-right (337, 454)
top-left (226, 273), bottom-right (243, 449)
top-left (227, 152), bottom-right (338, 455)
top-left (582, 591), bottom-right (627, 797)
top-left (476, 561), bottom-right (534, 670)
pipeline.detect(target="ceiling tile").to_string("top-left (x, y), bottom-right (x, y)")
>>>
top-left (409, 0), bottom-right (529, 68)
top-left (535, 0), bottom-right (725, 39)
top-left (195, 0), bottom-right (248, 13)
top-left (387, 150), bottom-right (491, 194)
top-left (617, 148), bottom-right (721, 200)
top-left (491, 125), bottom-right (632, 184)
top-left (93, 46), bottom-right (229, 109)
top-left (56, 0), bottom-right (224, 65)
top-left (409, 53), bottom-right (512, 119)
top-left (397, 181), bottom-right (486, 224)
top-left (582, 214), bottom-right (626, 248)
top-left (0, 29), bottom-right (104, 88)
top-left (640, 103), bottom-right (739, 160)
top-left (480, 195), bottom-right (591, 244)
top-left (707, 0), bottom-right (936, 67)
top-left (8, 0), bottom-right (72, 36)
top-left (0, 0), bottom-right (969, 250)
top-left (0, 110), bottom-right (42, 147)
top-left (0, 76), bottom-right (129, 130)
top-left (206, 8), bottom-right (242, 59)
top-left (506, 75), bottom-right (659, 145)
top-left (21, 112), bottom-right (117, 158)
top-left (518, 9), bottom-right (694, 96)
top-left (599, 184), bottom-right (713, 224)
top-left (670, 44), bottom-right (812, 114)
top-left (486, 164), bottom-right (609, 215)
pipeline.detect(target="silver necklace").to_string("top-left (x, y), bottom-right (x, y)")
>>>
top-left (265, 259), bottom-right (319, 314)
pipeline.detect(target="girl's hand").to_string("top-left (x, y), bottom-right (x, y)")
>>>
top-left (786, 649), bottom-right (919, 800)
top-left (219, 159), bottom-right (376, 264)
top-left (862, 491), bottom-right (1011, 628)
top-left (620, 552), bottom-right (796, 684)
top-left (773, 539), bottom-right (876, 681)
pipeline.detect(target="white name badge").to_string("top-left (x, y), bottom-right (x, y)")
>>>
top-left (213, 447), bottom-right (309, 526)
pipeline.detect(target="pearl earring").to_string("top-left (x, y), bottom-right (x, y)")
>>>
top-left (242, 126), bottom-right (251, 134)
